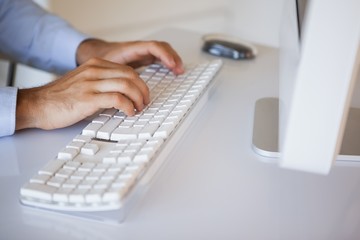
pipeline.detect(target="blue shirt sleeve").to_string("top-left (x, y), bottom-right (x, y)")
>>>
top-left (0, 0), bottom-right (89, 74)
top-left (0, 87), bottom-right (17, 137)
top-left (0, 0), bottom-right (90, 137)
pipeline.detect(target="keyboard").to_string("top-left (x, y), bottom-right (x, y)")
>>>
top-left (20, 59), bottom-right (223, 212)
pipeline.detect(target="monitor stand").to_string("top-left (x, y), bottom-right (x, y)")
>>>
top-left (252, 97), bottom-right (360, 162)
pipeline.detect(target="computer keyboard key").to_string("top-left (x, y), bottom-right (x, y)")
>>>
top-left (153, 124), bottom-right (174, 138)
top-left (101, 171), bottom-right (119, 180)
top-left (113, 111), bottom-right (127, 119)
top-left (118, 121), bottom-right (133, 128)
top-left (21, 182), bottom-right (57, 201)
top-left (94, 179), bottom-right (113, 189)
top-left (96, 118), bottom-right (123, 140)
top-left (78, 179), bottom-right (96, 189)
top-left (111, 180), bottom-right (127, 189)
top-left (108, 163), bottom-right (125, 172)
top-left (92, 163), bottom-right (109, 172)
top-left (73, 134), bottom-right (92, 143)
top-left (81, 143), bottom-right (99, 155)
top-left (66, 141), bottom-right (84, 150)
top-left (138, 123), bottom-right (159, 139)
top-left (85, 189), bottom-right (105, 203)
top-left (69, 188), bottom-right (88, 203)
top-left (103, 152), bottom-right (119, 163)
top-left (117, 152), bottom-right (135, 164)
top-left (38, 160), bottom-right (66, 176)
top-left (102, 187), bottom-right (128, 202)
top-left (133, 149), bottom-right (154, 163)
top-left (124, 145), bottom-right (140, 153)
top-left (63, 179), bottom-right (81, 189)
top-left (82, 122), bottom-right (103, 137)
top-left (58, 148), bottom-right (79, 160)
top-left (55, 168), bottom-right (74, 179)
top-left (125, 162), bottom-right (146, 173)
top-left (30, 174), bottom-right (50, 184)
top-left (92, 116), bottom-right (110, 124)
top-left (78, 162), bottom-right (96, 171)
top-left (71, 171), bottom-right (88, 180)
top-left (47, 176), bottom-right (66, 187)
top-left (63, 161), bottom-right (81, 170)
top-left (85, 172), bottom-right (103, 180)
top-left (111, 127), bottom-right (141, 141)
top-left (100, 108), bottom-right (118, 117)
top-left (53, 188), bottom-right (73, 202)
top-left (145, 138), bottom-right (164, 149)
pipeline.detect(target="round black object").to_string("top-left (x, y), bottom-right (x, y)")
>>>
top-left (202, 39), bottom-right (255, 60)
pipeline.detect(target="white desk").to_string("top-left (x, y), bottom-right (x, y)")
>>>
top-left (1, 29), bottom-right (360, 240)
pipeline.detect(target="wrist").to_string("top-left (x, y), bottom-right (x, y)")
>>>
top-left (16, 88), bottom-right (40, 130)
top-left (76, 38), bottom-right (109, 65)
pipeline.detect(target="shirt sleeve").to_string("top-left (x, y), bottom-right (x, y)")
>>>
top-left (0, 87), bottom-right (17, 137)
top-left (0, 0), bottom-right (91, 137)
top-left (0, 0), bottom-right (90, 74)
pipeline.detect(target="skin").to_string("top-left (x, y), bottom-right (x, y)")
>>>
top-left (15, 39), bottom-right (184, 131)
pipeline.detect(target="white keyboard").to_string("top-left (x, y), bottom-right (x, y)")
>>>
top-left (20, 59), bottom-right (223, 212)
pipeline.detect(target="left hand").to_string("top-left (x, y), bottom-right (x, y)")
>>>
top-left (76, 39), bottom-right (184, 74)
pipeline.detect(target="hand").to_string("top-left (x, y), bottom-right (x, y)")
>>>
top-left (76, 39), bottom-right (184, 74)
top-left (15, 58), bottom-right (149, 131)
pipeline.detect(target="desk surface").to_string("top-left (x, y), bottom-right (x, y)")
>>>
top-left (2, 28), bottom-right (360, 240)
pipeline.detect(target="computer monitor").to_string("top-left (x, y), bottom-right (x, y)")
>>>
top-left (252, 0), bottom-right (360, 174)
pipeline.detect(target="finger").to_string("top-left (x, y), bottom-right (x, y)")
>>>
top-left (82, 57), bottom-right (121, 69)
top-left (131, 41), bottom-right (184, 74)
top-left (79, 59), bottom-right (150, 104)
top-left (127, 56), bottom-right (156, 69)
top-left (157, 42), bottom-right (184, 74)
top-left (92, 78), bottom-right (146, 112)
top-left (80, 58), bottom-right (135, 79)
top-left (95, 92), bottom-right (136, 116)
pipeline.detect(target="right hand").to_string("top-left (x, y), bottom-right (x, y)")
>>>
top-left (15, 57), bottom-right (150, 131)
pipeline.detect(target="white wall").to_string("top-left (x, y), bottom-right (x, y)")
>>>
top-left (49, 0), bottom-right (285, 46)
top-left (229, 0), bottom-right (285, 47)
top-left (12, 0), bottom-right (285, 87)
top-left (49, 0), bottom-right (232, 41)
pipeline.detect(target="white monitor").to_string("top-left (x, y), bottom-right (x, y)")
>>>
top-left (252, 0), bottom-right (360, 174)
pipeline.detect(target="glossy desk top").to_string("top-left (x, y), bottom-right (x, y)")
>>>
top-left (1, 28), bottom-right (360, 240)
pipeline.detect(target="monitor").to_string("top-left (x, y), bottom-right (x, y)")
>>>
top-left (252, 0), bottom-right (360, 174)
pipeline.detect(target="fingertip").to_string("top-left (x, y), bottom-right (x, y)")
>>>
top-left (143, 84), bottom-right (151, 105)
top-left (173, 57), bottom-right (184, 74)
top-left (144, 96), bottom-right (150, 105)
top-left (167, 57), bottom-right (176, 69)
top-left (138, 103), bottom-right (145, 112)
top-left (125, 108), bottom-right (135, 116)
top-left (166, 58), bottom-right (184, 75)
top-left (176, 65), bottom-right (185, 75)
top-left (171, 65), bottom-right (184, 75)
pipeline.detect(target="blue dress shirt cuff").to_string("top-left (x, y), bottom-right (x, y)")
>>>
top-left (0, 87), bottom-right (18, 137)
